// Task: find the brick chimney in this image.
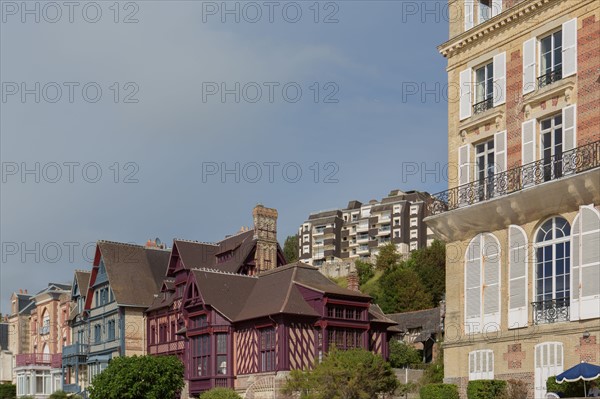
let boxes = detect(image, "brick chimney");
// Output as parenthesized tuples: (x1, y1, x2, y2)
(253, 204, 278, 273)
(347, 271, 359, 291)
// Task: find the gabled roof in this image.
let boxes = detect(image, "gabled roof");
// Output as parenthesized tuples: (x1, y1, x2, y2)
(190, 269, 258, 320)
(386, 307, 442, 334)
(187, 262, 372, 323)
(91, 241, 171, 308)
(73, 271, 91, 298)
(172, 229, 285, 275)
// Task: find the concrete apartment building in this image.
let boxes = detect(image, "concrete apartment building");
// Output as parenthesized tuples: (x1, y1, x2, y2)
(298, 190, 434, 266)
(427, 0, 599, 398)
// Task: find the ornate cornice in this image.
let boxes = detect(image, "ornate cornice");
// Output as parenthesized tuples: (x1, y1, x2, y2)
(438, 0, 555, 58)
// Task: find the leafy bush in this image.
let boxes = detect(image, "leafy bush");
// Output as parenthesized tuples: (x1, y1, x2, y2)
(0, 383, 16, 399)
(199, 388, 242, 399)
(546, 375, 599, 397)
(504, 379, 528, 399)
(467, 380, 508, 399)
(421, 345, 444, 385)
(355, 260, 374, 285)
(88, 355, 184, 399)
(283, 348, 398, 398)
(419, 383, 459, 399)
(49, 391, 68, 399)
(389, 340, 422, 368)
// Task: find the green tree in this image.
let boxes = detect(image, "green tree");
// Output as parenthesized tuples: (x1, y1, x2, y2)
(282, 348, 398, 399)
(376, 264, 433, 313)
(410, 240, 446, 305)
(49, 391, 68, 399)
(355, 260, 374, 285)
(199, 388, 242, 399)
(389, 340, 422, 368)
(421, 345, 444, 385)
(283, 234, 299, 263)
(88, 355, 184, 399)
(375, 243, 401, 271)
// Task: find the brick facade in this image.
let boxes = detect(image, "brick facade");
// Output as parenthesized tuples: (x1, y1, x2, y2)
(577, 15, 600, 145)
(506, 49, 524, 169)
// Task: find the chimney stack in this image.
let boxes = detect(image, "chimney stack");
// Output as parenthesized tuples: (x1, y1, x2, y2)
(253, 204, 279, 273)
(347, 271, 359, 292)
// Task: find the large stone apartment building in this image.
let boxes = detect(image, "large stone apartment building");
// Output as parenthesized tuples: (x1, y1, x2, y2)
(427, 0, 599, 398)
(298, 189, 435, 265)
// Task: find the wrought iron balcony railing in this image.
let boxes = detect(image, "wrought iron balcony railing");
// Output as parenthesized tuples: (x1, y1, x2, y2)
(473, 97, 494, 114)
(537, 68, 562, 89)
(532, 297, 570, 325)
(428, 140, 600, 215)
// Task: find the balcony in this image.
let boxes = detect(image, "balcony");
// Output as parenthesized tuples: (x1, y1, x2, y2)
(63, 384, 82, 394)
(16, 353, 62, 369)
(426, 140, 600, 241)
(62, 343, 89, 358)
(473, 97, 493, 115)
(537, 68, 562, 89)
(532, 297, 570, 325)
(429, 140, 599, 215)
(148, 340, 185, 355)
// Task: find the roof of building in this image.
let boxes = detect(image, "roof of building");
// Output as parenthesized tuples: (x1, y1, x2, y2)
(386, 307, 442, 337)
(74, 271, 91, 297)
(96, 241, 171, 308)
(188, 262, 378, 324)
(174, 229, 285, 275)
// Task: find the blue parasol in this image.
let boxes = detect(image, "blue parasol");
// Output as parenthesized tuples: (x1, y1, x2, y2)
(555, 362, 600, 397)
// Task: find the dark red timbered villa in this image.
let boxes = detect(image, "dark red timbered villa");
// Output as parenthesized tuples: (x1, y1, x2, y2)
(146, 205, 398, 397)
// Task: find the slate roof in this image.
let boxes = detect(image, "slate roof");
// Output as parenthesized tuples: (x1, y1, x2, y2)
(174, 229, 284, 274)
(188, 262, 387, 325)
(386, 307, 442, 339)
(74, 271, 91, 297)
(96, 241, 171, 308)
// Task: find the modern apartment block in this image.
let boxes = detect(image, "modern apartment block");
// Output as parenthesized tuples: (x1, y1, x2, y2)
(298, 190, 434, 265)
(427, 0, 599, 398)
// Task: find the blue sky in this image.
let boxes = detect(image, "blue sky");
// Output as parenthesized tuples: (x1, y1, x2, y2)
(0, 0, 449, 314)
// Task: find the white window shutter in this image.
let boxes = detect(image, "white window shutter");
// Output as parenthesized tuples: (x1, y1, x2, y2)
(571, 211, 581, 321)
(458, 144, 471, 187)
(521, 120, 536, 165)
(494, 131, 507, 173)
(493, 52, 506, 106)
(486, 351, 494, 379)
(508, 225, 528, 329)
(562, 18, 578, 78)
(523, 38, 537, 94)
(562, 104, 577, 152)
(465, 235, 482, 334)
(464, 0, 474, 31)
(491, 0, 502, 17)
(575, 206, 600, 320)
(460, 68, 473, 120)
(483, 233, 501, 329)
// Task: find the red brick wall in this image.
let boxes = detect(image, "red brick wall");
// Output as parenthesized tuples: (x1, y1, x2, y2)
(577, 15, 600, 145)
(506, 49, 524, 169)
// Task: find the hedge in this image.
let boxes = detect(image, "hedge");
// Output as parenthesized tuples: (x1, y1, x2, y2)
(467, 380, 508, 399)
(420, 383, 459, 399)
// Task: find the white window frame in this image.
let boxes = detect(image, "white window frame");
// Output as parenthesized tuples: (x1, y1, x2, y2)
(469, 350, 494, 380)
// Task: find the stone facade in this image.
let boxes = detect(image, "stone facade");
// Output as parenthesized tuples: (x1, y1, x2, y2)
(431, 1, 600, 398)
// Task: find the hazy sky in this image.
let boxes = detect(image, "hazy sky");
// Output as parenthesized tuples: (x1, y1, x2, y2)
(1, 0, 449, 314)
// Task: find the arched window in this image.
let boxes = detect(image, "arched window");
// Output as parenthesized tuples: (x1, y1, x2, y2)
(533, 217, 570, 324)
